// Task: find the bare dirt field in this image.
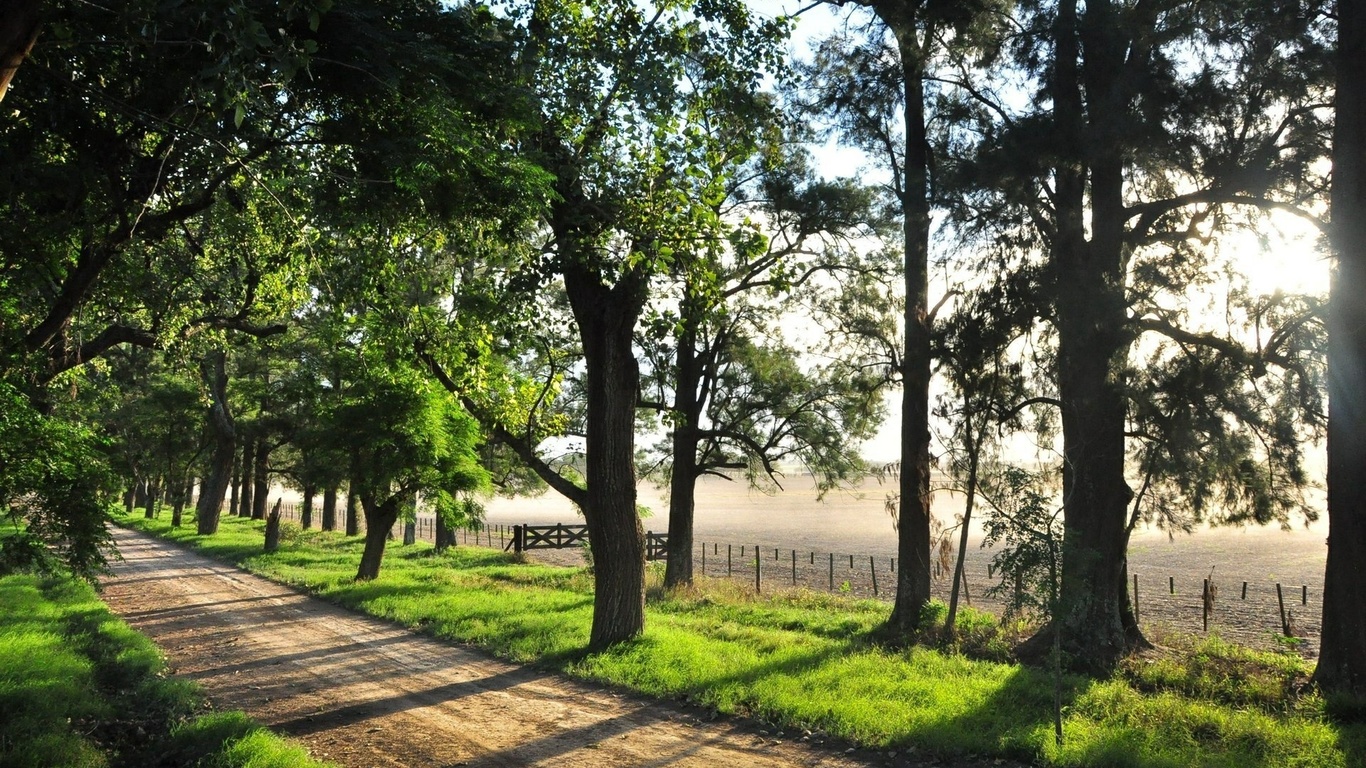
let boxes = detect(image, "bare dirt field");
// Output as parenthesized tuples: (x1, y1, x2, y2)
(480, 475, 1327, 655)
(102, 527, 1025, 768)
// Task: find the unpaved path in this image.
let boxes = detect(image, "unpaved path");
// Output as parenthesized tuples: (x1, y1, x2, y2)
(103, 527, 955, 768)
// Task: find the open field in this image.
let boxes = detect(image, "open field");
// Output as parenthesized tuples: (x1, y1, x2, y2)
(482, 475, 1329, 654)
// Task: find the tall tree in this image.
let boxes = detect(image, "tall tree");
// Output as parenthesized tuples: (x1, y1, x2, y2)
(470, 0, 787, 648)
(621, 121, 886, 588)
(1316, 0, 1366, 698)
(802, 0, 1003, 634)
(955, 0, 1331, 671)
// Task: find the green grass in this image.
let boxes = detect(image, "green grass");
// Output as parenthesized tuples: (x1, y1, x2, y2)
(0, 569, 334, 768)
(117, 510, 1366, 768)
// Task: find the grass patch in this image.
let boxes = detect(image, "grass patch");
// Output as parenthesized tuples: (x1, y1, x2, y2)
(0, 570, 334, 768)
(118, 509, 1364, 767)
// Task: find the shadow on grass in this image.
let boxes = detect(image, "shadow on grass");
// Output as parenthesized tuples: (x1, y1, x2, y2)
(898, 662, 1082, 763)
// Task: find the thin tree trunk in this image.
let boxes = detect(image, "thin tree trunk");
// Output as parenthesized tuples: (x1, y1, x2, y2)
(1316, 0, 1366, 697)
(879, 9, 933, 637)
(946, 419, 983, 635)
(251, 443, 269, 520)
(664, 317, 701, 589)
(134, 478, 148, 512)
(228, 451, 241, 518)
(196, 350, 235, 535)
(124, 487, 135, 515)
(239, 439, 256, 518)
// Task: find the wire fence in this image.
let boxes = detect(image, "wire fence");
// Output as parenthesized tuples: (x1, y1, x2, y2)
(237, 500, 1321, 652)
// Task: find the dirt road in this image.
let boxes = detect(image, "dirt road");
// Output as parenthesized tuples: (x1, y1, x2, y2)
(102, 527, 898, 768)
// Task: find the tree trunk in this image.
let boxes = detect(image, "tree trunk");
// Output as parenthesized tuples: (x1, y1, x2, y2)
(565, 263, 648, 651)
(0, 0, 39, 103)
(251, 443, 269, 520)
(124, 487, 135, 515)
(322, 485, 338, 532)
(435, 512, 453, 552)
(171, 497, 184, 528)
(356, 497, 400, 580)
(1316, 0, 1366, 697)
(880, 10, 934, 637)
(144, 479, 160, 519)
(228, 451, 241, 518)
(345, 484, 359, 536)
(134, 478, 148, 512)
(664, 317, 701, 589)
(1019, 0, 1144, 673)
(196, 350, 235, 535)
(239, 439, 256, 518)
(301, 483, 315, 529)
(264, 499, 283, 553)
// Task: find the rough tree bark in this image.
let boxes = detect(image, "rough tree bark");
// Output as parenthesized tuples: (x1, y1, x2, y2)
(356, 496, 401, 580)
(859, 0, 934, 637)
(1315, 0, 1366, 697)
(196, 350, 235, 535)
(664, 319, 701, 589)
(301, 483, 315, 529)
(564, 261, 649, 651)
(1017, 0, 1145, 673)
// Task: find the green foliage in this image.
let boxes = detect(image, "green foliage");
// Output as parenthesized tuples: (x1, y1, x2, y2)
(0, 380, 116, 580)
(323, 360, 489, 520)
(0, 573, 333, 768)
(980, 465, 1064, 621)
(122, 509, 1363, 767)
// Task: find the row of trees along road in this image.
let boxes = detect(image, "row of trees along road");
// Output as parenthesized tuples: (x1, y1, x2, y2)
(0, 0, 1362, 694)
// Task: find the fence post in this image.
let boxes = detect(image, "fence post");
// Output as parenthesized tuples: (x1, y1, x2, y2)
(1302, 585, 1307, 606)
(513, 524, 524, 554)
(728, 544, 733, 577)
(701, 542, 706, 575)
(1169, 576, 1175, 594)
(849, 554, 854, 569)
(791, 550, 797, 586)
(1241, 581, 1247, 600)
(755, 545, 761, 593)
(870, 555, 878, 597)
(1276, 583, 1289, 635)
(1202, 578, 1210, 632)
(829, 553, 834, 591)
